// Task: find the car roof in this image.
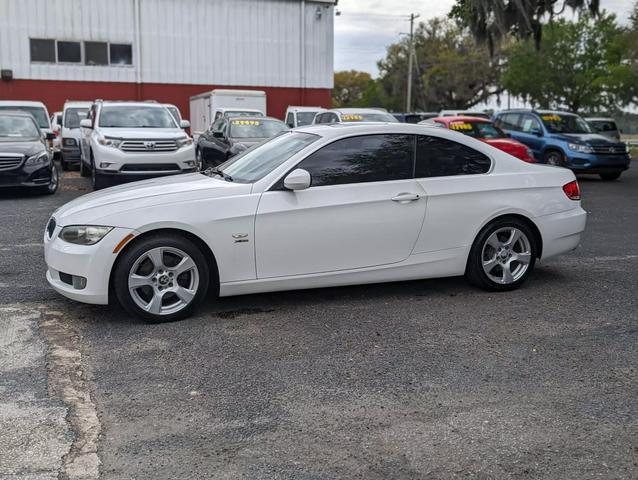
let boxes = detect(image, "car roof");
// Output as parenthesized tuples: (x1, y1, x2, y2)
(64, 101, 92, 108)
(296, 122, 447, 138)
(0, 100, 46, 107)
(433, 115, 491, 123)
(219, 107, 263, 112)
(328, 108, 389, 114)
(287, 106, 324, 112)
(584, 117, 615, 122)
(498, 109, 577, 116)
(99, 101, 165, 108)
(228, 116, 283, 122)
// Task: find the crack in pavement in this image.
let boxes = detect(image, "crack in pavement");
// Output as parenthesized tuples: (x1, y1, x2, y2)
(40, 308, 101, 480)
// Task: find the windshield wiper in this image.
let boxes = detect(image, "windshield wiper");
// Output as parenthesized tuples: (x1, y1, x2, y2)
(205, 167, 233, 182)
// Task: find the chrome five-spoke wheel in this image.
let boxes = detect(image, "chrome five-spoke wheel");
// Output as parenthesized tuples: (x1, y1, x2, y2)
(128, 246, 200, 316)
(481, 227, 532, 285)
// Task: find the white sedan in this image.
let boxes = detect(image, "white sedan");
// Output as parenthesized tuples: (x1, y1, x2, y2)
(44, 123, 586, 322)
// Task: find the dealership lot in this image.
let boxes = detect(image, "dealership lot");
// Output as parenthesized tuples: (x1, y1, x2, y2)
(1, 168, 637, 478)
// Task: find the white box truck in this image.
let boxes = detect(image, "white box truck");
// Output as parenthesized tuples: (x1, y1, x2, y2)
(189, 89, 267, 140)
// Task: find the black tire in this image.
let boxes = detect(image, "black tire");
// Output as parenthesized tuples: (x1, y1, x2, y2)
(465, 217, 538, 292)
(37, 163, 59, 195)
(599, 171, 621, 181)
(91, 157, 110, 190)
(113, 234, 211, 322)
(543, 150, 565, 167)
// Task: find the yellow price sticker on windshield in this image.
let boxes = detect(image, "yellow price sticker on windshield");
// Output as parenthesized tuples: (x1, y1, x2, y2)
(342, 115, 363, 121)
(232, 120, 261, 126)
(450, 122, 473, 131)
(541, 115, 561, 122)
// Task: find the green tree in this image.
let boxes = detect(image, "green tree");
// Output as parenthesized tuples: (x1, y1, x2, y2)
(375, 18, 504, 111)
(502, 13, 637, 113)
(332, 70, 373, 107)
(449, 0, 599, 50)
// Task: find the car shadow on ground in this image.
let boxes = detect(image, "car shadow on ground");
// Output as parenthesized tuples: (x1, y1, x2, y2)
(68, 265, 570, 326)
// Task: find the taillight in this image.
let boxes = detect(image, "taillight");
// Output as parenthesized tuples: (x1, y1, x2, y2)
(563, 180, 580, 200)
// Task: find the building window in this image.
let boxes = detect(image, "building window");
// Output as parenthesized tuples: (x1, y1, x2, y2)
(84, 41, 108, 65)
(57, 41, 81, 63)
(110, 44, 132, 65)
(30, 39, 56, 62)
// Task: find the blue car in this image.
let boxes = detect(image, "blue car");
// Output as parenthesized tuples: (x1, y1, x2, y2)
(493, 109, 631, 180)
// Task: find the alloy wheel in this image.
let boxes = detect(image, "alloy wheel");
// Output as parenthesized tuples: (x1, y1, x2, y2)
(128, 247, 200, 315)
(48, 164, 59, 193)
(481, 227, 532, 284)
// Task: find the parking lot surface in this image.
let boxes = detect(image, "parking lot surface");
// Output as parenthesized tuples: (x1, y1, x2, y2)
(1, 168, 637, 479)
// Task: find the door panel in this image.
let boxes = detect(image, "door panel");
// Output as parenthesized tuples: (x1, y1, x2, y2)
(255, 180, 427, 278)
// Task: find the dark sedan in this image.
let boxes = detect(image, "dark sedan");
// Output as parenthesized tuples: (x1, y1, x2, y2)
(196, 116, 288, 169)
(0, 111, 58, 194)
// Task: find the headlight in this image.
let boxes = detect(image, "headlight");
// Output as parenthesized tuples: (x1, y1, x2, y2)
(567, 143, 594, 154)
(59, 225, 113, 245)
(98, 136, 122, 148)
(176, 136, 193, 148)
(25, 152, 49, 166)
(62, 138, 77, 147)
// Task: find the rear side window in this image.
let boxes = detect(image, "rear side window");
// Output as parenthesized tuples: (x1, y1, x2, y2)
(416, 135, 491, 177)
(297, 134, 414, 187)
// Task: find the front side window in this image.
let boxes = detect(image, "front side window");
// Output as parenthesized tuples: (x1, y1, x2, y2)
(30, 39, 55, 62)
(57, 41, 81, 63)
(213, 132, 319, 183)
(64, 108, 89, 128)
(296, 134, 414, 187)
(416, 135, 491, 177)
(0, 106, 49, 129)
(520, 114, 542, 134)
(98, 106, 176, 128)
(0, 115, 40, 141)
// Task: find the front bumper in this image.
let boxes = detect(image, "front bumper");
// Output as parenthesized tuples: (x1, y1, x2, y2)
(44, 224, 138, 305)
(93, 144, 196, 176)
(0, 161, 55, 188)
(535, 206, 587, 260)
(565, 152, 630, 173)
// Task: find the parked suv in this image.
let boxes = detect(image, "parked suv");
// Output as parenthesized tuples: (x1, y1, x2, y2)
(60, 101, 91, 170)
(585, 117, 621, 141)
(79, 101, 195, 190)
(493, 109, 631, 180)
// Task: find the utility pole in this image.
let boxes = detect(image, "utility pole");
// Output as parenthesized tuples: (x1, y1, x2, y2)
(406, 13, 420, 112)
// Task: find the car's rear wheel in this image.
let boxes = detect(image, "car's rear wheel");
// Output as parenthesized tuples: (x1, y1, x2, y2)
(114, 235, 210, 322)
(599, 171, 621, 181)
(465, 218, 537, 291)
(543, 150, 564, 167)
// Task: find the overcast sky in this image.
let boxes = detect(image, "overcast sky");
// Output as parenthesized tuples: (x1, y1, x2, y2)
(334, 0, 635, 77)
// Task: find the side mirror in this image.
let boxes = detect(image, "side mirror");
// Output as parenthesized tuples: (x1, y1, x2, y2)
(179, 120, 190, 129)
(80, 119, 92, 129)
(284, 168, 311, 191)
(45, 132, 56, 141)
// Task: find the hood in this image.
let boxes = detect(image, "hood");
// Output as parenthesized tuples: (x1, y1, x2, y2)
(53, 173, 252, 226)
(98, 128, 186, 139)
(0, 140, 46, 157)
(548, 132, 620, 145)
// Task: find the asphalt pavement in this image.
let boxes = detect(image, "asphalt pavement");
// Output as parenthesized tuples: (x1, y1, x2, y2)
(0, 167, 637, 479)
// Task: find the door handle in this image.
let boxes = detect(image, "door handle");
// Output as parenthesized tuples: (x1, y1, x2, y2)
(391, 193, 421, 203)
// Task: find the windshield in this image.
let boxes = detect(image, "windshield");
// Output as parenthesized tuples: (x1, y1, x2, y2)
(0, 115, 40, 140)
(229, 119, 288, 139)
(448, 120, 507, 139)
(98, 106, 177, 128)
(225, 111, 265, 118)
(296, 112, 318, 126)
(540, 113, 591, 134)
(207, 131, 318, 183)
(341, 112, 398, 123)
(588, 120, 618, 133)
(0, 106, 49, 129)
(64, 108, 89, 128)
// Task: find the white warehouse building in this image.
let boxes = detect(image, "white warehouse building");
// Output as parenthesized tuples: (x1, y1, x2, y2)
(0, 0, 335, 118)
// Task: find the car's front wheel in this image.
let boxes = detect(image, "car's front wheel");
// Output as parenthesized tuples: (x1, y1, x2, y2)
(113, 234, 210, 322)
(465, 218, 537, 291)
(38, 163, 59, 195)
(543, 150, 564, 167)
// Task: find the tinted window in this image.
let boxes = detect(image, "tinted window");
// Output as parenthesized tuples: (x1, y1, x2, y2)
(297, 134, 414, 187)
(30, 39, 55, 62)
(286, 113, 295, 128)
(85, 41, 108, 65)
(57, 41, 81, 63)
(416, 135, 491, 177)
(110, 44, 133, 65)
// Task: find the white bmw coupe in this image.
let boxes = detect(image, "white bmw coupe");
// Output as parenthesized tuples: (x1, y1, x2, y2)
(44, 123, 586, 322)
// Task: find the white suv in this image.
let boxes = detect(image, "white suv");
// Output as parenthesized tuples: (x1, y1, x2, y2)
(79, 101, 195, 190)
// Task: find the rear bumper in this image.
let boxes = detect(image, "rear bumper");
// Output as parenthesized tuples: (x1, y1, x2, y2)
(535, 207, 587, 260)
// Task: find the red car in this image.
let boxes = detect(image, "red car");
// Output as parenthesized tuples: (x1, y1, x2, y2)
(424, 116, 536, 162)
